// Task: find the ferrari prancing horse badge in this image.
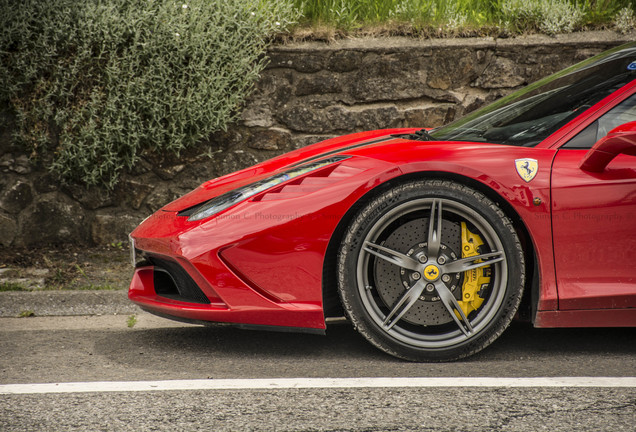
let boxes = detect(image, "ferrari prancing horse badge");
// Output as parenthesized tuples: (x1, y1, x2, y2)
(515, 158, 538, 182)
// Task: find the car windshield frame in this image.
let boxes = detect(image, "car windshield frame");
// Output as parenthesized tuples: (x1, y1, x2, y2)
(428, 43, 636, 147)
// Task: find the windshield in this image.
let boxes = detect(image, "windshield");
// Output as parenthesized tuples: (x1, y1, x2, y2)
(427, 43, 636, 147)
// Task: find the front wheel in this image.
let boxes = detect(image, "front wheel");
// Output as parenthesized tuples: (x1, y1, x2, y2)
(337, 180, 525, 361)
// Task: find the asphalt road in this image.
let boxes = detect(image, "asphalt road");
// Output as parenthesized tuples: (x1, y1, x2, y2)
(1, 313, 635, 431)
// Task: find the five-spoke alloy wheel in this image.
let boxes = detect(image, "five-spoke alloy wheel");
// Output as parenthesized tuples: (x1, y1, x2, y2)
(338, 180, 525, 361)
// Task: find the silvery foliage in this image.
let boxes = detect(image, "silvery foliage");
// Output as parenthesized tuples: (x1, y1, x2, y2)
(614, 7, 635, 34)
(0, 0, 300, 188)
(501, 0, 584, 34)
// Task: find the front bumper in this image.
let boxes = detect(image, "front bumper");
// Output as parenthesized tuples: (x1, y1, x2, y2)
(128, 210, 327, 331)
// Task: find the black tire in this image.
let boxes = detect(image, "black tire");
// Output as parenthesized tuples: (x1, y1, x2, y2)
(337, 180, 525, 361)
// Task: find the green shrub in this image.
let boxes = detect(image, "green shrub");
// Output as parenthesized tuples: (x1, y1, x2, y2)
(500, 0, 585, 34)
(615, 6, 636, 33)
(0, 0, 298, 188)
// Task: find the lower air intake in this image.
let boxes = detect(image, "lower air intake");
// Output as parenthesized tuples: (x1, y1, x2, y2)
(149, 256, 211, 304)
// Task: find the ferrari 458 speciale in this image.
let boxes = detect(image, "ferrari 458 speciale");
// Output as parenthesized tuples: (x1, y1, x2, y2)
(129, 43, 636, 361)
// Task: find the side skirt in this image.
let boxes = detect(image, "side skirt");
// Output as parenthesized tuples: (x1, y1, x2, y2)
(535, 308, 636, 328)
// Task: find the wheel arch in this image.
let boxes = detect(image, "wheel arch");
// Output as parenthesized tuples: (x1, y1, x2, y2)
(322, 170, 538, 322)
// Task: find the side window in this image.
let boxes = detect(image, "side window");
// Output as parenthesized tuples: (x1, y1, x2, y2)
(563, 93, 636, 149)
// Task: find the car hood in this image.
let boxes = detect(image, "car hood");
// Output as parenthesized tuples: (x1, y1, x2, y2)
(161, 128, 416, 212)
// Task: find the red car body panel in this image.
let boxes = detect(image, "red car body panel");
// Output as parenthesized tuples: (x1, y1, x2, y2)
(552, 151, 636, 310)
(130, 63, 636, 332)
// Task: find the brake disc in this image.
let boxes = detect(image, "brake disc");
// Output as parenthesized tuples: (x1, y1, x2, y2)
(373, 218, 462, 326)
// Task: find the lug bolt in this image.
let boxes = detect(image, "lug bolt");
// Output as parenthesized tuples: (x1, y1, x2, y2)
(418, 255, 427, 263)
(426, 284, 435, 292)
(437, 256, 446, 265)
(441, 274, 451, 283)
(412, 272, 421, 280)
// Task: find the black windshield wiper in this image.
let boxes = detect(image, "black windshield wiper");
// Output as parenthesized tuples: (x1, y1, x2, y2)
(402, 128, 435, 141)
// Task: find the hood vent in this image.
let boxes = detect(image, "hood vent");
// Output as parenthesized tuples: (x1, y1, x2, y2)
(257, 164, 363, 202)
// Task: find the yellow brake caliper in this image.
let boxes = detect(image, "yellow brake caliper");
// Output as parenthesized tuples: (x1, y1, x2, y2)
(457, 222, 491, 318)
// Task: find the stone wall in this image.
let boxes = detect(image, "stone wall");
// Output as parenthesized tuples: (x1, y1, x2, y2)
(0, 31, 631, 247)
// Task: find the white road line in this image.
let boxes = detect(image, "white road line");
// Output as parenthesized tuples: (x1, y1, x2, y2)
(1, 377, 635, 394)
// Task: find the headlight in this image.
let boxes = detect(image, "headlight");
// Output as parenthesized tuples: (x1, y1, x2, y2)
(180, 155, 350, 222)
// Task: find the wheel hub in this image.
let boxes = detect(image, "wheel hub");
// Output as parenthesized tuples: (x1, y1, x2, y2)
(423, 264, 440, 281)
(398, 243, 461, 303)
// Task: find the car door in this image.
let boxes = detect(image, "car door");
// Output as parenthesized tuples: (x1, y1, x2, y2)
(551, 93, 636, 310)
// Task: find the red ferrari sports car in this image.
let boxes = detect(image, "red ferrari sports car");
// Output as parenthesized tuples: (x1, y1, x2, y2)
(129, 42, 636, 361)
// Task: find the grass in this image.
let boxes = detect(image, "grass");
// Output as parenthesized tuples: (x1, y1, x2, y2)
(0, 280, 119, 291)
(0, 246, 131, 291)
(75, 284, 119, 291)
(0, 281, 30, 292)
(127, 315, 137, 328)
(290, 0, 635, 37)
